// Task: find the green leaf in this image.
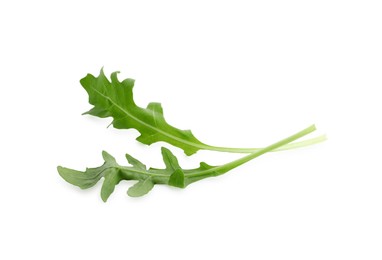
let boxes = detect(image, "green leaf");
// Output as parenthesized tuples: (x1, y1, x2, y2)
(81, 69, 206, 155)
(101, 168, 123, 202)
(80, 69, 326, 155)
(58, 125, 317, 201)
(127, 178, 154, 197)
(161, 147, 181, 171)
(57, 162, 110, 189)
(125, 154, 146, 170)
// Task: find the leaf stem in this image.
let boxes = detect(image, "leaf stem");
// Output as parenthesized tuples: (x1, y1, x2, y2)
(187, 124, 317, 178)
(204, 134, 326, 153)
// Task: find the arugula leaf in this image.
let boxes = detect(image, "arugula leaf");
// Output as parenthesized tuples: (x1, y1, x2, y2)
(80, 69, 325, 155)
(127, 178, 154, 197)
(58, 125, 316, 201)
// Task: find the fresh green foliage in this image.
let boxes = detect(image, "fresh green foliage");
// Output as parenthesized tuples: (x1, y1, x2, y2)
(58, 125, 316, 201)
(81, 69, 326, 155)
(58, 69, 324, 201)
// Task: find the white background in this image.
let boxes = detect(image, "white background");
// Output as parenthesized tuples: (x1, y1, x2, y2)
(1, 0, 381, 259)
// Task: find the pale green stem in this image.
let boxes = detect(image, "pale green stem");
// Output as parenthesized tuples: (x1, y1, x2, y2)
(205, 134, 326, 153)
(188, 125, 317, 178)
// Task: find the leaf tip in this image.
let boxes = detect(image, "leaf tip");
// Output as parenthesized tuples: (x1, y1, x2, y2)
(57, 166, 65, 176)
(102, 151, 117, 166)
(127, 178, 154, 197)
(100, 66, 105, 75)
(110, 71, 121, 84)
(101, 150, 110, 158)
(100, 193, 109, 202)
(57, 166, 72, 177)
(161, 146, 171, 154)
(184, 150, 197, 156)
